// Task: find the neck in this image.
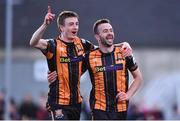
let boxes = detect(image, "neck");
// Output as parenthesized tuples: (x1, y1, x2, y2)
(59, 35, 74, 43)
(99, 44, 114, 53)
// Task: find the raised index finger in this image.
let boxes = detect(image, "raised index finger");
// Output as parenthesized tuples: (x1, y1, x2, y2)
(48, 5, 52, 13)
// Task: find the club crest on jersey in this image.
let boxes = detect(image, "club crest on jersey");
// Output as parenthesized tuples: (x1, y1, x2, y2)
(116, 52, 124, 61)
(76, 44, 84, 52)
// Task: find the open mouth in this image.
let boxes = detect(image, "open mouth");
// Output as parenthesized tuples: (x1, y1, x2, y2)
(72, 31, 77, 35)
(106, 35, 114, 39)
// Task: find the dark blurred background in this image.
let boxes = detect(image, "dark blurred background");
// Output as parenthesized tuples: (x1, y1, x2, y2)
(0, 0, 180, 48)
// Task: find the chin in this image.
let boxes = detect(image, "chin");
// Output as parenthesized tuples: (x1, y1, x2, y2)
(72, 35, 77, 39)
(105, 44, 113, 47)
(108, 42, 113, 46)
(68, 36, 76, 40)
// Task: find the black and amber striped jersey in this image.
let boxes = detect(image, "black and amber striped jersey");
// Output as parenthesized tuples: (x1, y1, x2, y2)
(84, 46, 138, 112)
(43, 36, 94, 110)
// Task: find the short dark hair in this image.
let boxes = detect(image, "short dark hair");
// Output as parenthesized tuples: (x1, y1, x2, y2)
(57, 11, 79, 28)
(93, 19, 110, 34)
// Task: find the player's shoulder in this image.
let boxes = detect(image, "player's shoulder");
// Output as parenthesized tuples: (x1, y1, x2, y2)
(88, 47, 99, 55)
(46, 38, 55, 42)
(45, 38, 56, 49)
(80, 38, 91, 44)
(42, 38, 54, 45)
(85, 47, 98, 54)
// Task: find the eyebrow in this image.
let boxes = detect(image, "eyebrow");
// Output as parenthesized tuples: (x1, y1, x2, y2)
(102, 28, 113, 32)
(102, 29, 108, 32)
(68, 21, 79, 24)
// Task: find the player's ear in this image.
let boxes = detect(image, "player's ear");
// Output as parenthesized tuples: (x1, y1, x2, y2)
(94, 34, 100, 41)
(59, 25, 64, 32)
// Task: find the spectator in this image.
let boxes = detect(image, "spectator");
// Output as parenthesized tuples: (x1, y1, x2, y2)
(36, 92, 49, 120)
(127, 103, 144, 120)
(0, 91, 5, 120)
(9, 98, 20, 120)
(18, 94, 38, 120)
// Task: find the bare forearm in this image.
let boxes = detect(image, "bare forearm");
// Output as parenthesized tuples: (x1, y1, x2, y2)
(30, 6, 55, 49)
(116, 69, 142, 101)
(29, 23, 48, 47)
(127, 79, 141, 99)
(126, 70, 142, 100)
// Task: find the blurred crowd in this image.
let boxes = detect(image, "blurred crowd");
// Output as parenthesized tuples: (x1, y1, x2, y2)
(0, 89, 180, 120)
(0, 91, 49, 120)
(127, 101, 180, 120)
(0, 90, 92, 120)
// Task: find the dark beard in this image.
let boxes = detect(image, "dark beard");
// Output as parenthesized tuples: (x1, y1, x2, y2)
(100, 37, 113, 47)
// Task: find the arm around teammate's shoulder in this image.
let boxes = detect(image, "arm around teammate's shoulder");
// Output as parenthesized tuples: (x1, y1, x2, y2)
(81, 38, 97, 52)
